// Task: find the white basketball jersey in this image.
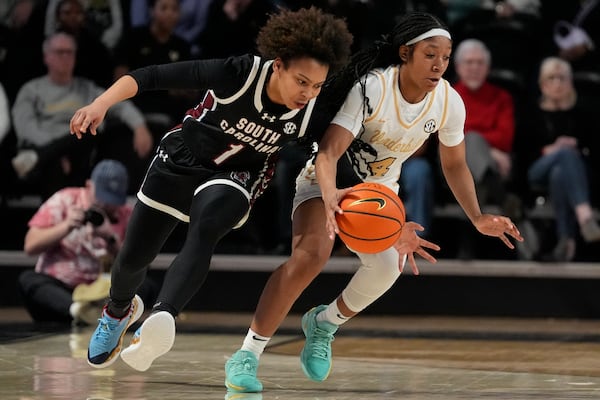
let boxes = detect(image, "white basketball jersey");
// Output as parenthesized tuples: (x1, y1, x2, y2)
(331, 65, 466, 193)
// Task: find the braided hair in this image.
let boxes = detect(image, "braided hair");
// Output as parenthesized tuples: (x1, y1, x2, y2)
(319, 12, 450, 116)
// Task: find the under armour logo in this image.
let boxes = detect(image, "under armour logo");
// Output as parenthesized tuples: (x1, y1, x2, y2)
(261, 113, 276, 122)
(158, 149, 169, 162)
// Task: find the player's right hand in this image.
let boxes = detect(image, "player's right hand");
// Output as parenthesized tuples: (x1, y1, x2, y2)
(323, 186, 353, 240)
(70, 101, 108, 138)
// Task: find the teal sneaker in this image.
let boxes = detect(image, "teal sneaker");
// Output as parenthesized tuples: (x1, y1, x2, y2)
(300, 305, 338, 381)
(224, 393, 263, 400)
(121, 311, 176, 371)
(225, 350, 263, 393)
(225, 392, 262, 400)
(87, 295, 144, 368)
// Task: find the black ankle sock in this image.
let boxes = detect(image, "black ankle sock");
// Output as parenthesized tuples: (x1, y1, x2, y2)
(107, 299, 132, 319)
(151, 302, 178, 318)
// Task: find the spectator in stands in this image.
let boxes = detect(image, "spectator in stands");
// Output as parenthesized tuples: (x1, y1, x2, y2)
(49, 0, 115, 88)
(524, 56, 600, 261)
(196, 0, 277, 58)
(17, 160, 157, 326)
(452, 38, 523, 259)
(45, 0, 123, 50)
(130, 0, 212, 57)
(452, 39, 517, 211)
(11, 32, 152, 200)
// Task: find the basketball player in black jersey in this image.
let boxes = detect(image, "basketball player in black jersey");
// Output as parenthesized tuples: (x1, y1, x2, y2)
(69, 7, 353, 371)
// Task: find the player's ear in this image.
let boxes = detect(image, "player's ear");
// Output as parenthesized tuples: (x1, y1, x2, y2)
(273, 58, 282, 72)
(399, 45, 409, 62)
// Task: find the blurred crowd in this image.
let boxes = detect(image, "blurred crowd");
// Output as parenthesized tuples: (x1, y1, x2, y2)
(0, 0, 599, 262)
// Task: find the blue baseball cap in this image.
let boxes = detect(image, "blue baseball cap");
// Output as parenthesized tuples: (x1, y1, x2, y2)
(91, 160, 129, 205)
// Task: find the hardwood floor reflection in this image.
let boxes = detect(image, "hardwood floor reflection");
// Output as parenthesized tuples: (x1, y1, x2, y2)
(3, 312, 600, 399)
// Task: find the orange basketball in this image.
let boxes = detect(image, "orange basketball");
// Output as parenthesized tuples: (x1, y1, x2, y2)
(335, 182, 405, 254)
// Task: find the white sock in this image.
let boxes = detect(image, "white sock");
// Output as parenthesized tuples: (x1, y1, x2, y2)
(317, 300, 350, 326)
(240, 328, 271, 359)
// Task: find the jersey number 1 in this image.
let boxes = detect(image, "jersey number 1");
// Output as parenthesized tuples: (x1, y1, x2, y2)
(213, 143, 244, 165)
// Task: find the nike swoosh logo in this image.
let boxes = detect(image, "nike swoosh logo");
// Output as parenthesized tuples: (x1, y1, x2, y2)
(350, 198, 386, 210)
(252, 335, 268, 341)
(336, 313, 348, 320)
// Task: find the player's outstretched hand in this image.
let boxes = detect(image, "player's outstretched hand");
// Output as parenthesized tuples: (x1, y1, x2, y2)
(473, 214, 523, 249)
(393, 221, 440, 275)
(323, 186, 353, 240)
(70, 101, 109, 138)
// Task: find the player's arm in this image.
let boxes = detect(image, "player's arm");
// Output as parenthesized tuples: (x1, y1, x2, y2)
(316, 76, 377, 238)
(71, 57, 248, 137)
(439, 141, 482, 224)
(315, 123, 354, 239)
(70, 75, 139, 137)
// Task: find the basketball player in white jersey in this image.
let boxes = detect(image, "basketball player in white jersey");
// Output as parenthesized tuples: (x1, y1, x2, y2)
(225, 11, 523, 393)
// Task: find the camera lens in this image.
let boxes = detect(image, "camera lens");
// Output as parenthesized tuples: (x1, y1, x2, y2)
(83, 209, 105, 226)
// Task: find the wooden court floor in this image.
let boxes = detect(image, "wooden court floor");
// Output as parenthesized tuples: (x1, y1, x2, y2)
(3, 310, 600, 400)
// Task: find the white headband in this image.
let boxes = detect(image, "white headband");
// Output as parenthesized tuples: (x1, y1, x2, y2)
(405, 28, 451, 45)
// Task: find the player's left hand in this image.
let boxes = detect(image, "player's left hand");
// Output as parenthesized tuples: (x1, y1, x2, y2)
(473, 214, 523, 249)
(393, 221, 440, 275)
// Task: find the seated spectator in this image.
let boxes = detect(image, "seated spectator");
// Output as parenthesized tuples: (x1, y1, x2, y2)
(17, 160, 158, 326)
(49, 0, 115, 88)
(11, 32, 152, 200)
(452, 38, 518, 213)
(452, 38, 526, 259)
(129, 0, 212, 56)
(523, 57, 600, 262)
(45, 0, 123, 50)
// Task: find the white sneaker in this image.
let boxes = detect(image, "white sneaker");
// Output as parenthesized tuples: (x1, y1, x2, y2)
(120, 311, 175, 371)
(11, 150, 38, 179)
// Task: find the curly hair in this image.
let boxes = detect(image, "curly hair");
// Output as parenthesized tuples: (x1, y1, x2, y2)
(256, 7, 353, 74)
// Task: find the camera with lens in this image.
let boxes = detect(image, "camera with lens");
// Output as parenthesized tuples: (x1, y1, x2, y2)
(83, 208, 105, 227)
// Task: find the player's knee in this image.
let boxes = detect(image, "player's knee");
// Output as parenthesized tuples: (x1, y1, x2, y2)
(285, 249, 327, 280)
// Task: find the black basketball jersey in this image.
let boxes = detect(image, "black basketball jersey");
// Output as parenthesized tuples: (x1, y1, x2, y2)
(130, 55, 317, 173)
(182, 56, 317, 172)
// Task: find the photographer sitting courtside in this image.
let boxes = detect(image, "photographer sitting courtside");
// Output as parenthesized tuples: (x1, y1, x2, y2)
(18, 159, 157, 326)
